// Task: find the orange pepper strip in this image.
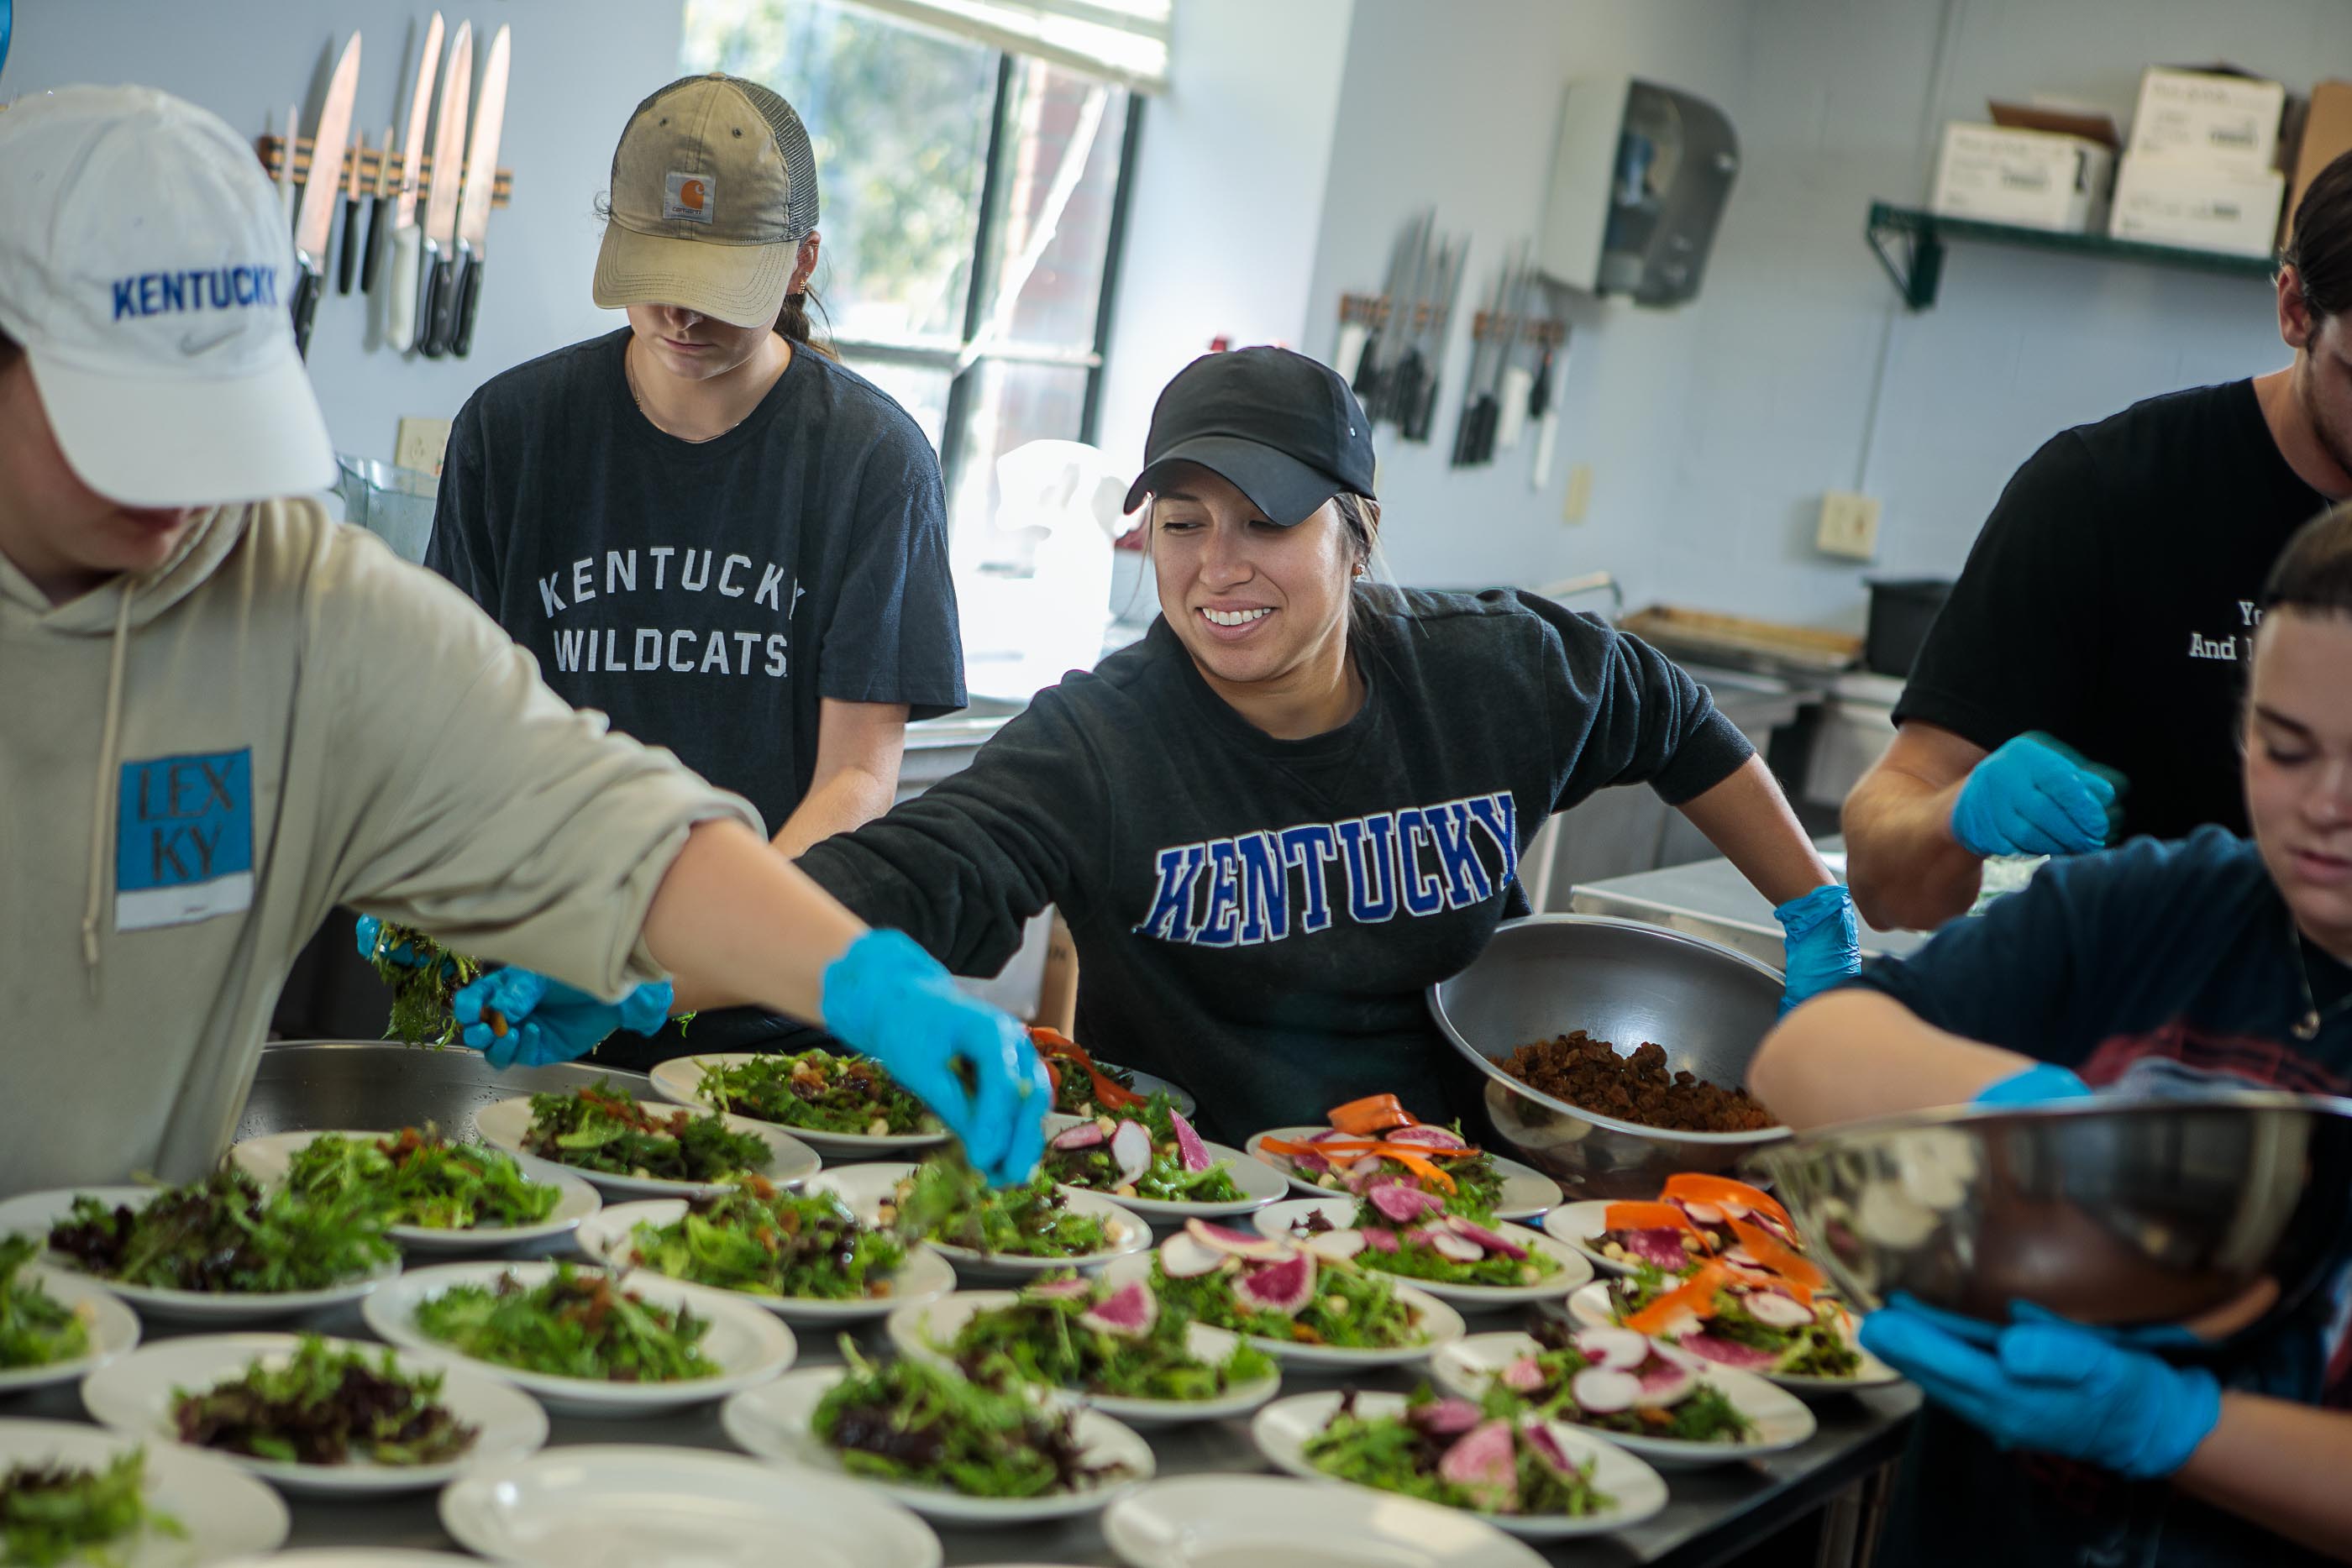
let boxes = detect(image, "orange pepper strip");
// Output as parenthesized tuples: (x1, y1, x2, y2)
(1326, 1093, 1419, 1135)
(1624, 1260, 1729, 1335)
(1257, 1136, 1460, 1193)
(1026, 1026, 1146, 1110)
(1603, 1202, 1711, 1244)
(1727, 1216, 1824, 1297)
(1660, 1172, 1792, 1231)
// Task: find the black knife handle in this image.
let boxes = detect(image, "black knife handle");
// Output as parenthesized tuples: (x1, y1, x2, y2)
(338, 199, 360, 294)
(360, 196, 389, 293)
(453, 254, 485, 359)
(420, 253, 458, 359)
(290, 266, 322, 359)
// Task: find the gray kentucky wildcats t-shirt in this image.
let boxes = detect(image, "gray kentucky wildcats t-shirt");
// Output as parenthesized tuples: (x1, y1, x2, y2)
(428, 328, 965, 836)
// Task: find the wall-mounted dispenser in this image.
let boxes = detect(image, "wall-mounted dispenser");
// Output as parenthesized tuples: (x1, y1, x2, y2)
(1538, 76, 1740, 307)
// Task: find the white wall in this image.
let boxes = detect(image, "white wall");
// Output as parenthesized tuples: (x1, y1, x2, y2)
(3, 0, 684, 464)
(1090, 0, 1356, 478)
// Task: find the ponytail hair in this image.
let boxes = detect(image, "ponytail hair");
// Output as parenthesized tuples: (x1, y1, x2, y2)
(775, 279, 837, 360)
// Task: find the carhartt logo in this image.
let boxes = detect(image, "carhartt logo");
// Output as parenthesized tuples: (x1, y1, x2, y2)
(663, 171, 714, 224)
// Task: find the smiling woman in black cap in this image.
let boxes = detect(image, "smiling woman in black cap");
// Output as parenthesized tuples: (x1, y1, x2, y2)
(485, 347, 1861, 1135)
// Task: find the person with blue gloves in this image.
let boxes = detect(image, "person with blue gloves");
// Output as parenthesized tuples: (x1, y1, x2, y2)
(1751, 506, 2352, 1564)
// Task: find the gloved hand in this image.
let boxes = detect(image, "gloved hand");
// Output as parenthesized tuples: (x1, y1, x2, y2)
(1972, 1062, 2093, 1107)
(1859, 1298, 2219, 1478)
(1772, 884, 1861, 1014)
(452, 967, 673, 1071)
(355, 914, 444, 972)
(822, 930, 1050, 1188)
(1950, 732, 2125, 859)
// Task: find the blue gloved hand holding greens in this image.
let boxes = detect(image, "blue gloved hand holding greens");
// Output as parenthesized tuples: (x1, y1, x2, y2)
(1950, 731, 2125, 858)
(453, 968, 673, 1070)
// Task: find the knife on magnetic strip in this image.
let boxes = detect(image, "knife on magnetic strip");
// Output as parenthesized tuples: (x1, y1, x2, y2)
(415, 19, 471, 359)
(290, 32, 361, 359)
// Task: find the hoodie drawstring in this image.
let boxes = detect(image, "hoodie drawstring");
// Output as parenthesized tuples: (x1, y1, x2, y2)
(81, 579, 134, 995)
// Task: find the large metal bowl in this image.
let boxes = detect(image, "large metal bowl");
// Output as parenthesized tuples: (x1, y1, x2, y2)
(1750, 1093, 2352, 1334)
(1428, 915, 1788, 1198)
(235, 1040, 650, 1143)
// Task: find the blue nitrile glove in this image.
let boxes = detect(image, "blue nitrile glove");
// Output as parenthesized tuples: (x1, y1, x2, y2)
(1950, 732, 2125, 859)
(452, 968, 674, 1071)
(1972, 1062, 2094, 1107)
(1860, 1298, 2220, 1478)
(1772, 884, 1861, 1014)
(821, 930, 1051, 1188)
(355, 914, 447, 973)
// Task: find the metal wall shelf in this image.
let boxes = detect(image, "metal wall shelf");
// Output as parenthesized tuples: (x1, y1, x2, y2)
(1866, 200, 2276, 309)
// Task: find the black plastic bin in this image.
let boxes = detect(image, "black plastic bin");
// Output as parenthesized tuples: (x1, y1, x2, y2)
(1864, 578, 1953, 678)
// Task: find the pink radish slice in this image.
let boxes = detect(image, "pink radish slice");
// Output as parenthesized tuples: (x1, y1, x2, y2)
(1571, 1366, 1642, 1414)
(1184, 1219, 1289, 1261)
(1110, 1120, 1152, 1185)
(1304, 1227, 1367, 1262)
(1631, 1356, 1699, 1408)
(1572, 1326, 1651, 1371)
(1158, 1230, 1226, 1278)
(1436, 1420, 1520, 1511)
(1232, 1250, 1315, 1314)
(1722, 1245, 1759, 1267)
(1410, 1396, 1483, 1436)
(1683, 1333, 1779, 1371)
(1518, 1418, 1578, 1477)
(1680, 1200, 1725, 1225)
(1360, 1227, 1400, 1254)
(1445, 1215, 1526, 1259)
(1050, 1121, 1106, 1151)
(1025, 1276, 1093, 1300)
(1167, 1107, 1212, 1172)
(1368, 1183, 1449, 1224)
(1428, 1231, 1485, 1263)
(1618, 1228, 1698, 1271)
(1499, 1356, 1546, 1393)
(1386, 1124, 1468, 1151)
(1079, 1280, 1158, 1337)
(1746, 1291, 1814, 1329)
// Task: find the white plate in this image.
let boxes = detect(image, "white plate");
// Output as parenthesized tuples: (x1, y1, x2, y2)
(1429, 1330, 1817, 1466)
(470, 1094, 820, 1199)
(885, 1289, 1281, 1426)
(1105, 1474, 1549, 1567)
(1243, 1127, 1562, 1220)
(0, 1187, 399, 1323)
(213, 1555, 476, 1566)
(1561, 1282, 1903, 1392)
(0, 1262, 140, 1393)
(0, 1417, 290, 1565)
(809, 1162, 1152, 1278)
(1041, 1114, 1290, 1219)
(721, 1365, 1152, 1524)
(80, 1332, 549, 1496)
(440, 1444, 941, 1568)
(1100, 1253, 1465, 1370)
(647, 1051, 953, 1157)
(1544, 1198, 1656, 1278)
(1253, 1198, 1592, 1309)
(1251, 1389, 1667, 1540)
(228, 1130, 601, 1253)
(362, 1260, 795, 1417)
(575, 1198, 957, 1324)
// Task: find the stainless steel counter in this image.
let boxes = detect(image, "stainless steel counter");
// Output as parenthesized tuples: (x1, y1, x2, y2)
(1569, 841, 1929, 968)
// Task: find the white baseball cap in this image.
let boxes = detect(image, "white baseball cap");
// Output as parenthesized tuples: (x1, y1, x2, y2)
(0, 85, 335, 507)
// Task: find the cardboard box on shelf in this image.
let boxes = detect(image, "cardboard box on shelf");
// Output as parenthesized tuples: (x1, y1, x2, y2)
(2108, 160, 2286, 256)
(1931, 121, 2116, 232)
(2286, 81, 2352, 244)
(2127, 66, 2286, 171)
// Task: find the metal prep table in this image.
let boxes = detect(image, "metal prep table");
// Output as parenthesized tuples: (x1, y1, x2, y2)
(1568, 841, 1929, 969)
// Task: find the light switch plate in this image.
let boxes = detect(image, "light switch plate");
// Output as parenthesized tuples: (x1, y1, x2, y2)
(1562, 462, 1593, 523)
(1816, 490, 1881, 560)
(395, 416, 453, 475)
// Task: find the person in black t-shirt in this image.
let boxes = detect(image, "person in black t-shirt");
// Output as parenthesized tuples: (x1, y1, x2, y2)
(425, 75, 964, 1066)
(1843, 153, 2352, 932)
(1751, 507, 2352, 1568)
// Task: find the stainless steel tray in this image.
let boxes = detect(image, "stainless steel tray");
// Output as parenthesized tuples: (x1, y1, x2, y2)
(237, 1040, 648, 1143)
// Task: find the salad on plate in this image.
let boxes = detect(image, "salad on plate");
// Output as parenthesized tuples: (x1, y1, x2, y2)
(412, 1263, 720, 1383)
(1031, 1028, 1146, 1119)
(937, 1273, 1273, 1403)
(1044, 1092, 1242, 1206)
(1585, 1175, 1806, 1276)
(0, 1448, 182, 1568)
(171, 1335, 477, 1467)
(1149, 1223, 1427, 1351)
(1302, 1386, 1613, 1521)
(695, 1051, 936, 1140)
(620, 1178, 908, 1301)
(1282, 1202, 1564, 1291)
(523, 1080, 771, 1183)
(45, 1168, 393, 1295)
(0, 1237, 90, 1371)
(887, 1159, 1111, 1260)
(277, 1129, 560, 1231)
(1601, 1258, 1861, 1380)
(1257, 1095, 1508, 1219)
(1494, 1320, 1756, 1445)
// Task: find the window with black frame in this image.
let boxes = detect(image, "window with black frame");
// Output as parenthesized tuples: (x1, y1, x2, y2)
(680, 0, 1145, 542)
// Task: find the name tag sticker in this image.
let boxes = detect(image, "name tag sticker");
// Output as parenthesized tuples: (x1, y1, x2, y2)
(116, 748, 255, 932)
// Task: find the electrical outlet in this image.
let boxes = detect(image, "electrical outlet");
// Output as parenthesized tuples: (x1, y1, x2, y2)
(1562, 462, 1593, 524)
(395, 416, 453, 476)
(1815, 490, 1882, 560)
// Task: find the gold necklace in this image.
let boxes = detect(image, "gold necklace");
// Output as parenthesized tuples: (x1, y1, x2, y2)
(2287, 919, 2352, 1041)
(623, 339, 738, 444)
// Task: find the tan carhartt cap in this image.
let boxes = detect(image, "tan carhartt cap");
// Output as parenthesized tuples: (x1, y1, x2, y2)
(591, 73, 819, 328)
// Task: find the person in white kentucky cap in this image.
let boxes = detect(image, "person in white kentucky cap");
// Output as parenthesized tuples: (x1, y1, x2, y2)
(0, 85, 1048, 1198)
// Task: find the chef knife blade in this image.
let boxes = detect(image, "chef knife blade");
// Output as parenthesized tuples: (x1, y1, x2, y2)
(336, 132, 364, 295)
(446, 23, 509, 359)
(385, 11, 444, 349)
(415, 19, 471, 359)
(291, 32, 361, 359)
(360, 122, 393, 293)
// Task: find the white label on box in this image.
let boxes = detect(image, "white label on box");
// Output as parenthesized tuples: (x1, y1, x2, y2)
(2129, 68, 2284, 170)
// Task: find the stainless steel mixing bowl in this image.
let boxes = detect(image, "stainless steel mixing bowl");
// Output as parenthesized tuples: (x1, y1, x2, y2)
(235, 1040, 649, 1143)
(1750, 1093, 2352, 1333)
(1428, 915, 1788, 1198)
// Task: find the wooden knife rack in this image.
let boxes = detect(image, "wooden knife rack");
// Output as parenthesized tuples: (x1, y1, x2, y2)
(1341, 289, 1564, 347)
(1338, 289, 1446, 334)
(255, 134, 512, 207)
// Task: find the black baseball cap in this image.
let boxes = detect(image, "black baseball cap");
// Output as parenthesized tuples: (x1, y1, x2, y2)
(1121, 346, 1378, 526)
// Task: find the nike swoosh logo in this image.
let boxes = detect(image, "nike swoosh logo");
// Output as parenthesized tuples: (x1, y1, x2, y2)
(178, 327, 241, 354)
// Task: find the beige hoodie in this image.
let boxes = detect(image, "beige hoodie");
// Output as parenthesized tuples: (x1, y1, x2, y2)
(0, 498, 759, 1195)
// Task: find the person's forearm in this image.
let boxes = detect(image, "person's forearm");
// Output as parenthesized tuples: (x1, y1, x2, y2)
(642, 818, 869, 1021)
(2172, 1393, 2352, 1561)
(1842, 765, 1983, 931)
(1748, 989, 2033, 1129)
(772, 763, 899, 859)
(1673, 755, 1838, 906)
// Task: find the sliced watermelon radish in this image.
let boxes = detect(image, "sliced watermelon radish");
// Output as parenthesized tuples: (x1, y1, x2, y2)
(1303, 1227, 1368, 1262)
(1387, 1124, 1468, 1151)
(1368, 1183, 1449, 1224)
(1167, 1107, 1212, 1172)
(1079, 1280, 1158, 1338)
(1409, 1396, 1483, 1436)
(1436, 1420, 1519, 1510)
(1614, 1228, 1697, 1272)
(1445, 1215, 1526, 1259)
(1184, 1219, 1289, 1261)
(1360, 1227, 1400, 1254)
(1025, 1276, 1094, 1300)
(1050, 1121, 1106, 1151)
(1499, 1356, 1546, 1393)
(1158, 1230, 1226, 1279)
(1572, 1326, 1650, 1371)
(1110, 1120, 1152, 1186)
(1427, 1230, 1485, 1264)
(1683, 1333, 1780, 1371)
(1232, 1250, 1315, 1314)
(1679, 1200, 1727, 1225)
(1570, 1366, 1641, 1414)
(1631, 1354, 1699, 1408)
(1745, 1291, 1814, 1329)
(1518, 1417, 1578, 1478)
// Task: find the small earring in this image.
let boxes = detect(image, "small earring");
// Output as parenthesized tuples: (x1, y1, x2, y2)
(1352, 563, 1368, 578)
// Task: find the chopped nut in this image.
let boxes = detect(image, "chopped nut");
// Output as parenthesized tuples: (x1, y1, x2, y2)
(866, 1116, 890, 1138)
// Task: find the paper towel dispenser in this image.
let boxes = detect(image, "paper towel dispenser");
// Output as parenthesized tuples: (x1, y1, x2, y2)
(1538, 76, 1739, 307)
